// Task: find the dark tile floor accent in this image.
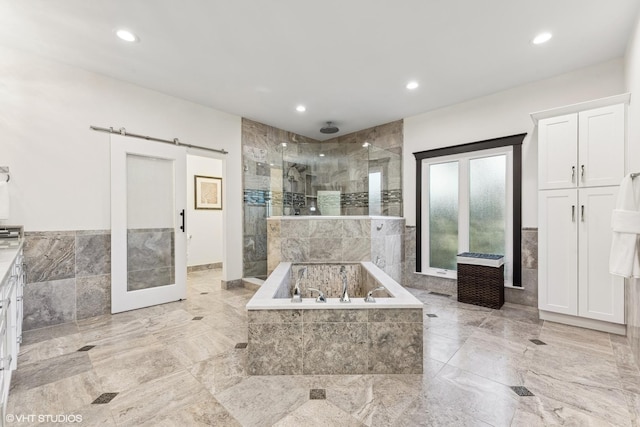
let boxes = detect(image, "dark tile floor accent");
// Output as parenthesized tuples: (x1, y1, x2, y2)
(426, 314, 438, 318)
(201, 292, 209, 295)
(192, 316, 204, 320)
(309, 389, 326, 400)
(529, 339, 546, 346)
(429, 291, 451, 297)
(77, 345, 95, 352)
(92, 393, 119, 404)
(235, 342, 248, 349)
(510, 386, 535, 397)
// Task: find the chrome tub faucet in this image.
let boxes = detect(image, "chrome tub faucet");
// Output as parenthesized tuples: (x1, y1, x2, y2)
(291, 266, 307, 303)
(339, 265, 350, 303)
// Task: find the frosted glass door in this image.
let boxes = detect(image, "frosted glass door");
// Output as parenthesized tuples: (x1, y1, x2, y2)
(469, 155, 506, 255)
(111, 135, 187, 313)
(428, 161, 459, 271)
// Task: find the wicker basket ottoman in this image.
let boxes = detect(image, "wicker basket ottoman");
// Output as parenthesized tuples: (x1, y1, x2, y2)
(456, 252, 504, 309)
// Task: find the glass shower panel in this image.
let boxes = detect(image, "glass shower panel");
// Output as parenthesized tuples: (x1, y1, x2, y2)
(469, 155, 506, 255)
(126, 154, 175, 291)
(429, 161, 459, 270)
(368, 171, 382, 215)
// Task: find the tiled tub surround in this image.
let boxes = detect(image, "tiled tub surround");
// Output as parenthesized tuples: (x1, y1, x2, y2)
(282, 263, 392, 299)
(267, 216, 405, 283)
(246, 261, 423, 375)
(23, 231, 111, 330)
(403, 226, 539, 308)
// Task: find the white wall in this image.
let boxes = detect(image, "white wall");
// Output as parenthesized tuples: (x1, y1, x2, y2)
(0, 45, 243, 281)
(186, 155, 223, 267)
(403, 58, 626, 227)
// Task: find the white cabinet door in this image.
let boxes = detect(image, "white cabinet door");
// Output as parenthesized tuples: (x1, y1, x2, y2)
(538, 114, 578, 190)
(578, 104, 625, 188)
(538, 189, 578, 315)
(578, 187, 625, 323)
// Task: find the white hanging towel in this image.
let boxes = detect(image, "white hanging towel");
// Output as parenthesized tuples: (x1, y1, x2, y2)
(0, 181, 9, 220)
(609, 174, 640, 278)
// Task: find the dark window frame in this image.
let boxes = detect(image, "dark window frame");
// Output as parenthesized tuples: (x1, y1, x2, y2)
(414, 133, 526, 286)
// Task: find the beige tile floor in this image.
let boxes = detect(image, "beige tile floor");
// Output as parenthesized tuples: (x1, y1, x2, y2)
(8, 269, 640, 426)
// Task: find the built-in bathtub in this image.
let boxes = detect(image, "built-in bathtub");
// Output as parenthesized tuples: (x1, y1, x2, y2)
(246, 261, 424, 375)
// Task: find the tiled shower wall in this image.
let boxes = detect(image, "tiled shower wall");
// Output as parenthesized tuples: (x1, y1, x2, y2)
(402, 227, 538, 307)
(242, 118, 403, 278)
(23, 229, 175, 330)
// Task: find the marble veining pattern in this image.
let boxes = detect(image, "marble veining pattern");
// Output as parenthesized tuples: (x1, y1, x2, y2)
(24, 232, 76, 283)
(8, 269, 640, 426)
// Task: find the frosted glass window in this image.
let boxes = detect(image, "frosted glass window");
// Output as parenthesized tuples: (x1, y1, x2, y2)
(429, 162, 459, 270)
(469, 155, 506, 255)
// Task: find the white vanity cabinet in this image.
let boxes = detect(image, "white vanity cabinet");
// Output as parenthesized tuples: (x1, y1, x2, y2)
(533, 94, 629, 333)
(0, 239, 24, 423)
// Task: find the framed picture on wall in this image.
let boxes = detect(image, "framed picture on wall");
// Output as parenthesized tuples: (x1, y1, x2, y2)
(195, 175, 222, 210)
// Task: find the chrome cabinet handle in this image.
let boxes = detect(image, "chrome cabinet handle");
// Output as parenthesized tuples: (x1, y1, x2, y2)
(572, 205, 575, 222)
(581, 165, 585, 180)
(581, 205, 585, 222)
(572, 166, 576, 182)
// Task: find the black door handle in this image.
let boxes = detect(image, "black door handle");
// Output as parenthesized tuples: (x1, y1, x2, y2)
(179, 209, 186, 232)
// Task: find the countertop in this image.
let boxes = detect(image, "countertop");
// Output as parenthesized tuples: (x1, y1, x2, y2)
(0, 238, 24, 284)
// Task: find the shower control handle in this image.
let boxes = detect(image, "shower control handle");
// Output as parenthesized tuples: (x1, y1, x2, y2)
(179, 209, 186, 232)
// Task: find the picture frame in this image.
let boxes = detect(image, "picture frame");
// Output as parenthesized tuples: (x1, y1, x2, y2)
(194, 175, 222, 210)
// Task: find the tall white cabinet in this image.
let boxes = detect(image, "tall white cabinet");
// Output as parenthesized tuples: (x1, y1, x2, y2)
(533, 94, 629, 333)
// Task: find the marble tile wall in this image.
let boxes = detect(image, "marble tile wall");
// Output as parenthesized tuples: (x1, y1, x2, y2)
(242, 118, 403, 278)
(23, 230, 111, 330)
(402, 226, 539, 307)
(267, 217, 404, 283)
(247, 307, 423, 375)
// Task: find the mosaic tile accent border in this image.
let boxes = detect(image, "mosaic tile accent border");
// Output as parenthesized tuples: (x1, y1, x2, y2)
(244, 189, 402, 209)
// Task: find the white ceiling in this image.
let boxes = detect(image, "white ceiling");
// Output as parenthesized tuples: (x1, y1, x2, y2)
(1, 0, 638, 140)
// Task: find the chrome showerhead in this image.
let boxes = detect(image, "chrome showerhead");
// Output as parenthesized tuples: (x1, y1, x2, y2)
(320, 121, 339, 134)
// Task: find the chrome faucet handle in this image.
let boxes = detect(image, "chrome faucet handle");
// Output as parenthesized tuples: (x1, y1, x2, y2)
(298, 266, 308, 280)
(308, 288, 326, 303)
(364, 286, 386, 303)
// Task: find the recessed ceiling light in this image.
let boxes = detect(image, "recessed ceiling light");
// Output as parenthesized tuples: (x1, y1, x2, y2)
(296, 105, 306, 112)
(532, 32, 552, 45)
(406, 81, 419, 90)
(116, 29, 138, 43)
(319, 153, 325, 157)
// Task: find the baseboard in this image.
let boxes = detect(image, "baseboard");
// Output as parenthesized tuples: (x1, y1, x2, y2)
(187, 262, 222, 272)
(539, 310, 626, 335)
